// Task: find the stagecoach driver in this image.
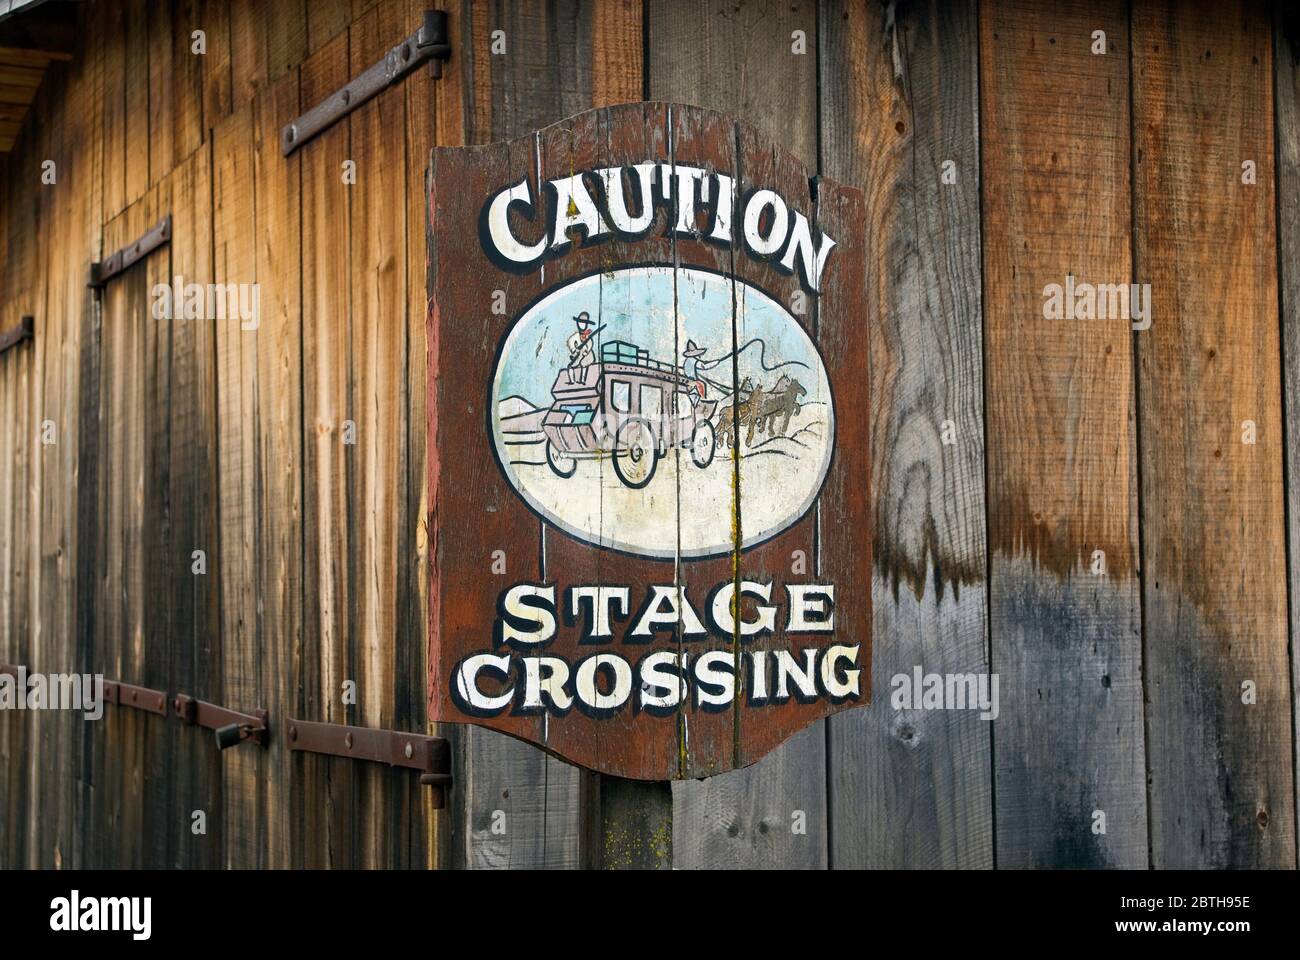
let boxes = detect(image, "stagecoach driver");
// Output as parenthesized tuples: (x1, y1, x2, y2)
(682, 339, 721, 407)
(565, 311, 596, 383)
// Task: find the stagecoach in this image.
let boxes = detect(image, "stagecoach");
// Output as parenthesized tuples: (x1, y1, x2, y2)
(542, 340, 719, 489)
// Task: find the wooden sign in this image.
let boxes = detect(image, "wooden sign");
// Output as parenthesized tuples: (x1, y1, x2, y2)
(427, 103, 870, 780)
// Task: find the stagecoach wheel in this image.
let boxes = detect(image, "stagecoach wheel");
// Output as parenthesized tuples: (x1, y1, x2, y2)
(613, 419, 656, 489)
(546, 440, 576, 478)
(691, 420, 716, 468)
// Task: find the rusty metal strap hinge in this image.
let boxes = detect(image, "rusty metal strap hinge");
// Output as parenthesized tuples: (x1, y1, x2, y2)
(89, 216, 172, 289)
(287, 718, 451, 805)
(173, 694, 269, 750)
(281, 9, 450, 156)
(101, 679, 169, 716)
(0, 315, 34, 355)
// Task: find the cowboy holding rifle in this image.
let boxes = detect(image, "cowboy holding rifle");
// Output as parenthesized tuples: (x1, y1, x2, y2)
(565, 311, 601, 383)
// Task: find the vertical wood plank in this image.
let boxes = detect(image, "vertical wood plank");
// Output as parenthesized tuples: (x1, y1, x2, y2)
(22, 25, 70, 872)
(59, 28, 104, 868)
(1132, 0, 1295, 868)
(73, 15, 107, 865)
(91, 196, 152, 868)
(141, 177, 176, 869)
(229, 0, 269, 106)
(980, 0, 1148, 867)
(201, 0, 234, 125)
(299, 28, 358, 868)
(0, 136, 34, 860)
(252, 68, 304, 870)
(478, 0, 596, 143)
(266, 0, 309, 83)
(648, 0, 816, 159)
(211, 103, 261, 867)
(74, 9, 106, 868)
(170, 0, 206, 163)
(192, 151, 224, 867)
(403, 0, 441, 869)
(21, 75, 48, 868)
(166, 143, 223, 867)
(648, 0, 828, 870)
(591, 0, 643, 107)
(122, 194, 154, 871)
(594, 777, 673, 869)
(32, 62, 75, 869)
(89, 205, 124, 868)
(820, 0, 992, 868)
(155, 160, 193, 868)
(101, 0, 127, 220)
(349, 0, 410, 868)
(0, 349, 18, 867)
(124, 0, 150, 202)
(1277, 1, 1300, 858)
(0, 345, 24, 868)
(148, 0, 176, 183)
(10, 320, 33, 864)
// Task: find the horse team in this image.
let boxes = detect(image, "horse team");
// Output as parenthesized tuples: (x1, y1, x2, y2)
(716, 374, 808, 449)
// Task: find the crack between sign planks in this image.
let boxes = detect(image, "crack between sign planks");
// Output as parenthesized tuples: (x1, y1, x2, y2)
(811, 0, 829, 853)
(535, 126, 553, 866)
(668, 105, 687, 781)
(591, 113, 613, 797)
(729, 118, 744, 768)
(816, 0, 833, 868)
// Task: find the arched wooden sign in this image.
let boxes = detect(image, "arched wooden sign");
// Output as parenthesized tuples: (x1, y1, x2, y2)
(427, 102, 870, 780)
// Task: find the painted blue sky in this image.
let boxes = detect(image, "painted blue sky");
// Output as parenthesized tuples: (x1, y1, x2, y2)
(495, 266, 822, 409)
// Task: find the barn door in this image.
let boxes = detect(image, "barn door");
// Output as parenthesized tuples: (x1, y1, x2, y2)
(426, 102, 870, 781)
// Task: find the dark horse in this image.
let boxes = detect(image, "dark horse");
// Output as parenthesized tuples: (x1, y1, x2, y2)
(754, 374, 806, 437)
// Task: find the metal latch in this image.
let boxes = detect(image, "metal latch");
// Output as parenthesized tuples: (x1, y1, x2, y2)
(281, 10, 450, 156)
(102, 679, 169, 716)
(0, 315, 33, 356)
(286, 718, 451, 807)
(174, 694, 269, 750)
(89, 216, 172, 288)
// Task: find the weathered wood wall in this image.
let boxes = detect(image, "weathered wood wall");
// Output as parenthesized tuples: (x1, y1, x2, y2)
(1, 0, 1298, 869)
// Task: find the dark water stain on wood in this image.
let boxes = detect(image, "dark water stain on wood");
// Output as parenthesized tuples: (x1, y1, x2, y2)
(987, 484, 1134, 581)
(874, 514, 984, 605)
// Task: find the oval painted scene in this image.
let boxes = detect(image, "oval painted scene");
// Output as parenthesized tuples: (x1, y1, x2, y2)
(489, 265, 835, 559)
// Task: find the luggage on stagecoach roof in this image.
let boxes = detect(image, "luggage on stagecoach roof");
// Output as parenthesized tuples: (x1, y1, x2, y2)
(600, 339, 644, 364)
